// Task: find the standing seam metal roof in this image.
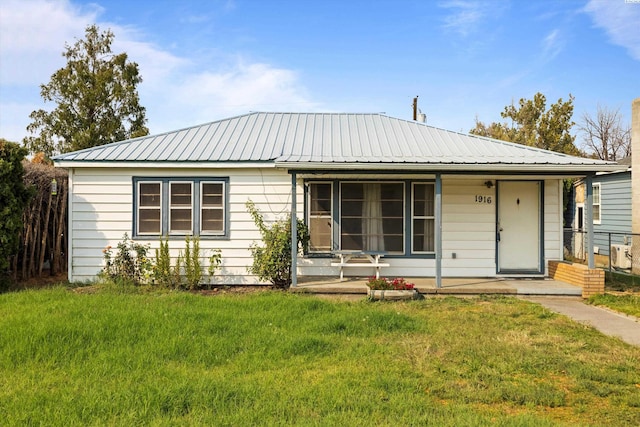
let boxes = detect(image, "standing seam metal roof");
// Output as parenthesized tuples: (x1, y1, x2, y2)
(52, 112, 621, 170)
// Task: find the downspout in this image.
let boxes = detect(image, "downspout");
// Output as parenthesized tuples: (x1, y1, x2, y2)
(435, 173, 442, 288)
(291, 172, 298, 287)
(585, 174, 594, 269)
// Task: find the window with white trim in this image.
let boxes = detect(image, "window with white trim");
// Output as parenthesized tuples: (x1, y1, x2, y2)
(137, 182, 162, 235)
(201, 182, 225, 235)
(134, 178, 229, 238)
(170, 182, 193, 233)
(412, 183, 435, 252)
(308, 182, 332, 252)
(592, 183, 601, 224)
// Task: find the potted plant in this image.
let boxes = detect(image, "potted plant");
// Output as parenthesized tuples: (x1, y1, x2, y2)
(366, 277, 419, 300)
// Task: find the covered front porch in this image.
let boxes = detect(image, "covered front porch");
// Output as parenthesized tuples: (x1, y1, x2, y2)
(292, 277, 582, 297)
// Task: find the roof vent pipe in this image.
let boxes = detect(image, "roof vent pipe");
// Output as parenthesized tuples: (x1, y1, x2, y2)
(412, 96, 426, 123)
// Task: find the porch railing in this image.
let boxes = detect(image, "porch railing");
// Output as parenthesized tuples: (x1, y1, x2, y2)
(563, 228, 640, 282)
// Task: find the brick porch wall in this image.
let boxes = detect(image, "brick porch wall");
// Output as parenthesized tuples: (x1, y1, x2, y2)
(548, 261, 604, 298)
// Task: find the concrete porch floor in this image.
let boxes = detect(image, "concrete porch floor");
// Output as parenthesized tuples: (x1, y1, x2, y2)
(292, 277, 583, 296)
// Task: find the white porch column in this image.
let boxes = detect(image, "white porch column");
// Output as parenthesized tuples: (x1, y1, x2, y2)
(291, 172, 298, 287)
(435, 173, 442, 288)
(585, 174, 595, 269)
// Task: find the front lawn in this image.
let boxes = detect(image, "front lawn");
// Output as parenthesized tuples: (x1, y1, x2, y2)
(1, 288, 638, 426)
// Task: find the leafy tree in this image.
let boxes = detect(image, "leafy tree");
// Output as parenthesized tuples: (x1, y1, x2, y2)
(24, 25, 148, 157)
(471, 92, 580, 156)
(0, 139, 32, 275)
(578, 105, 631, 161)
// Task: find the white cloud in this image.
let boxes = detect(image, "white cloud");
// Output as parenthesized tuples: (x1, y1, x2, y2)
(541, 28, 564, 62)
(147, 60, 318, 132)
(584, 0, 640, 61)
(439, 0, 487, 37)
(0, 0, 317, 141)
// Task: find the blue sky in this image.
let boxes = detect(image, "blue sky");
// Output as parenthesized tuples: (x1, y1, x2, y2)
(1, 0, 638, 153)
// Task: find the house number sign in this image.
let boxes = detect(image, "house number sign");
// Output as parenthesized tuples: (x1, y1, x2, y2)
(475, 195, 492, 204)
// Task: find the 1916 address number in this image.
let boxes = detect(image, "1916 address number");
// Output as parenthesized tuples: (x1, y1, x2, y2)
(475, 195, 492, 204)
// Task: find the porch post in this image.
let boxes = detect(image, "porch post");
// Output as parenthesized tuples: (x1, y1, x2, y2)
(585, 174, 595, 269)
(435, 173, 442, 288)
(291, 172, 298, 287)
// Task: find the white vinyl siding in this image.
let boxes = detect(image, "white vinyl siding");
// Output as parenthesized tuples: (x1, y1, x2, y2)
(66, 168, 565, 283)
(67, 168, 295, 284)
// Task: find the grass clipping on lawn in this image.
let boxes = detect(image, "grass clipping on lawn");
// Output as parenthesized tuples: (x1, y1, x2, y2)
(1, 288, 639, 426)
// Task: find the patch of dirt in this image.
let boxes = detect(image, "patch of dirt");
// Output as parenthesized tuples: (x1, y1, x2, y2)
(193, 286, 274, 296)
(8, 271, 68, 290)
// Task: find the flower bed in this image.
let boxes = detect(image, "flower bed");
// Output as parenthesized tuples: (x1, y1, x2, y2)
(366, 277, 418, 300)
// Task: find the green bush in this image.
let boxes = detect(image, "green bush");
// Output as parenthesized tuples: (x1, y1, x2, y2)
(101, 233, 151, 286)
(152, 235, 222, 290)
(246, 200, 309, 289)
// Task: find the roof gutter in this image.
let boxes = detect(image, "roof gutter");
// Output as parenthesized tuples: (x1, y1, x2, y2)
(53, 161, 278, 169)
(274, 161, 625, 174)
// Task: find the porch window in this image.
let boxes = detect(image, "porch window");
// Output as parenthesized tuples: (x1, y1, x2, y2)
(308, 183, 332, 252)
(340, 182, 404, 253)
(592, 183, 601, 224)
(137, 182, 162, 234)
(412, 183, 435, 252)
(169, 182, 193, 233)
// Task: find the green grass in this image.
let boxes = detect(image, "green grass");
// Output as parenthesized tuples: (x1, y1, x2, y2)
(1, 288, 639, 426)
(588, 293, 640, 318)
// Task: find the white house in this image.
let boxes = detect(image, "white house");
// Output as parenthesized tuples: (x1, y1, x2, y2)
(53, 112, 623, 286)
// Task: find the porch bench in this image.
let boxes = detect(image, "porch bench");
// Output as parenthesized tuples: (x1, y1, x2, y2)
(330, 250, 389, 280)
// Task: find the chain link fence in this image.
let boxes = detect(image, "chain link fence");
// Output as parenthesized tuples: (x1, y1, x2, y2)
(563, 228, 640, 288)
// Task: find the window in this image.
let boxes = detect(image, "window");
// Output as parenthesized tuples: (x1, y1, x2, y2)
(201, 182, 225, 234)
(308, 183, 332, 252)
(340, 182, 404, 253)
(170, 182, 193, 233)
(592, 183, 601, 224)
(138, 182, 162, 235)
(134, 178, 228, 238)
(306, 180, 436, 256)
(412, 183, 435, 252)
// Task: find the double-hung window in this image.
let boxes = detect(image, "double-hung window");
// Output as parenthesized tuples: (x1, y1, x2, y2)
(412, 183, 435, 252)
(134, 178, 229, 238)
(592, 183, 601, 224)
(308, 183, 332, 252)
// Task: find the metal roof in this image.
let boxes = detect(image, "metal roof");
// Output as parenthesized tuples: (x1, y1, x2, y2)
(53, 112, 623, 173)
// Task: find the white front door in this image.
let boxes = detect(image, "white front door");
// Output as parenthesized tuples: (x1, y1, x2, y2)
(497, 181, 541, 273)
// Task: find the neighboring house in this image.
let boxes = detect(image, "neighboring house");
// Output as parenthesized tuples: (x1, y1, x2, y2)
(53, 112, 623, 285)
(571, 156, 632, 268)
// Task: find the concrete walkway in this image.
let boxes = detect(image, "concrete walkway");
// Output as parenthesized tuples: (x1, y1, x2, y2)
(523, 296, 640, 347)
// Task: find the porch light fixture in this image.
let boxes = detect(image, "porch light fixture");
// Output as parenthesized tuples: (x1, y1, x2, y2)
(484, 180, 494, 188)
(51, 178, 58, 196)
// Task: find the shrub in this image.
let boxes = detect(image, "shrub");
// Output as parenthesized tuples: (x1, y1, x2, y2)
(101, 233, 151, 286)
(246, 200, 309, 289)
(152, 235, 222, 290)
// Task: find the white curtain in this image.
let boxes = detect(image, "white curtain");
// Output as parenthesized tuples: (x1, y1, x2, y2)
(363, 184, 384, 251)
